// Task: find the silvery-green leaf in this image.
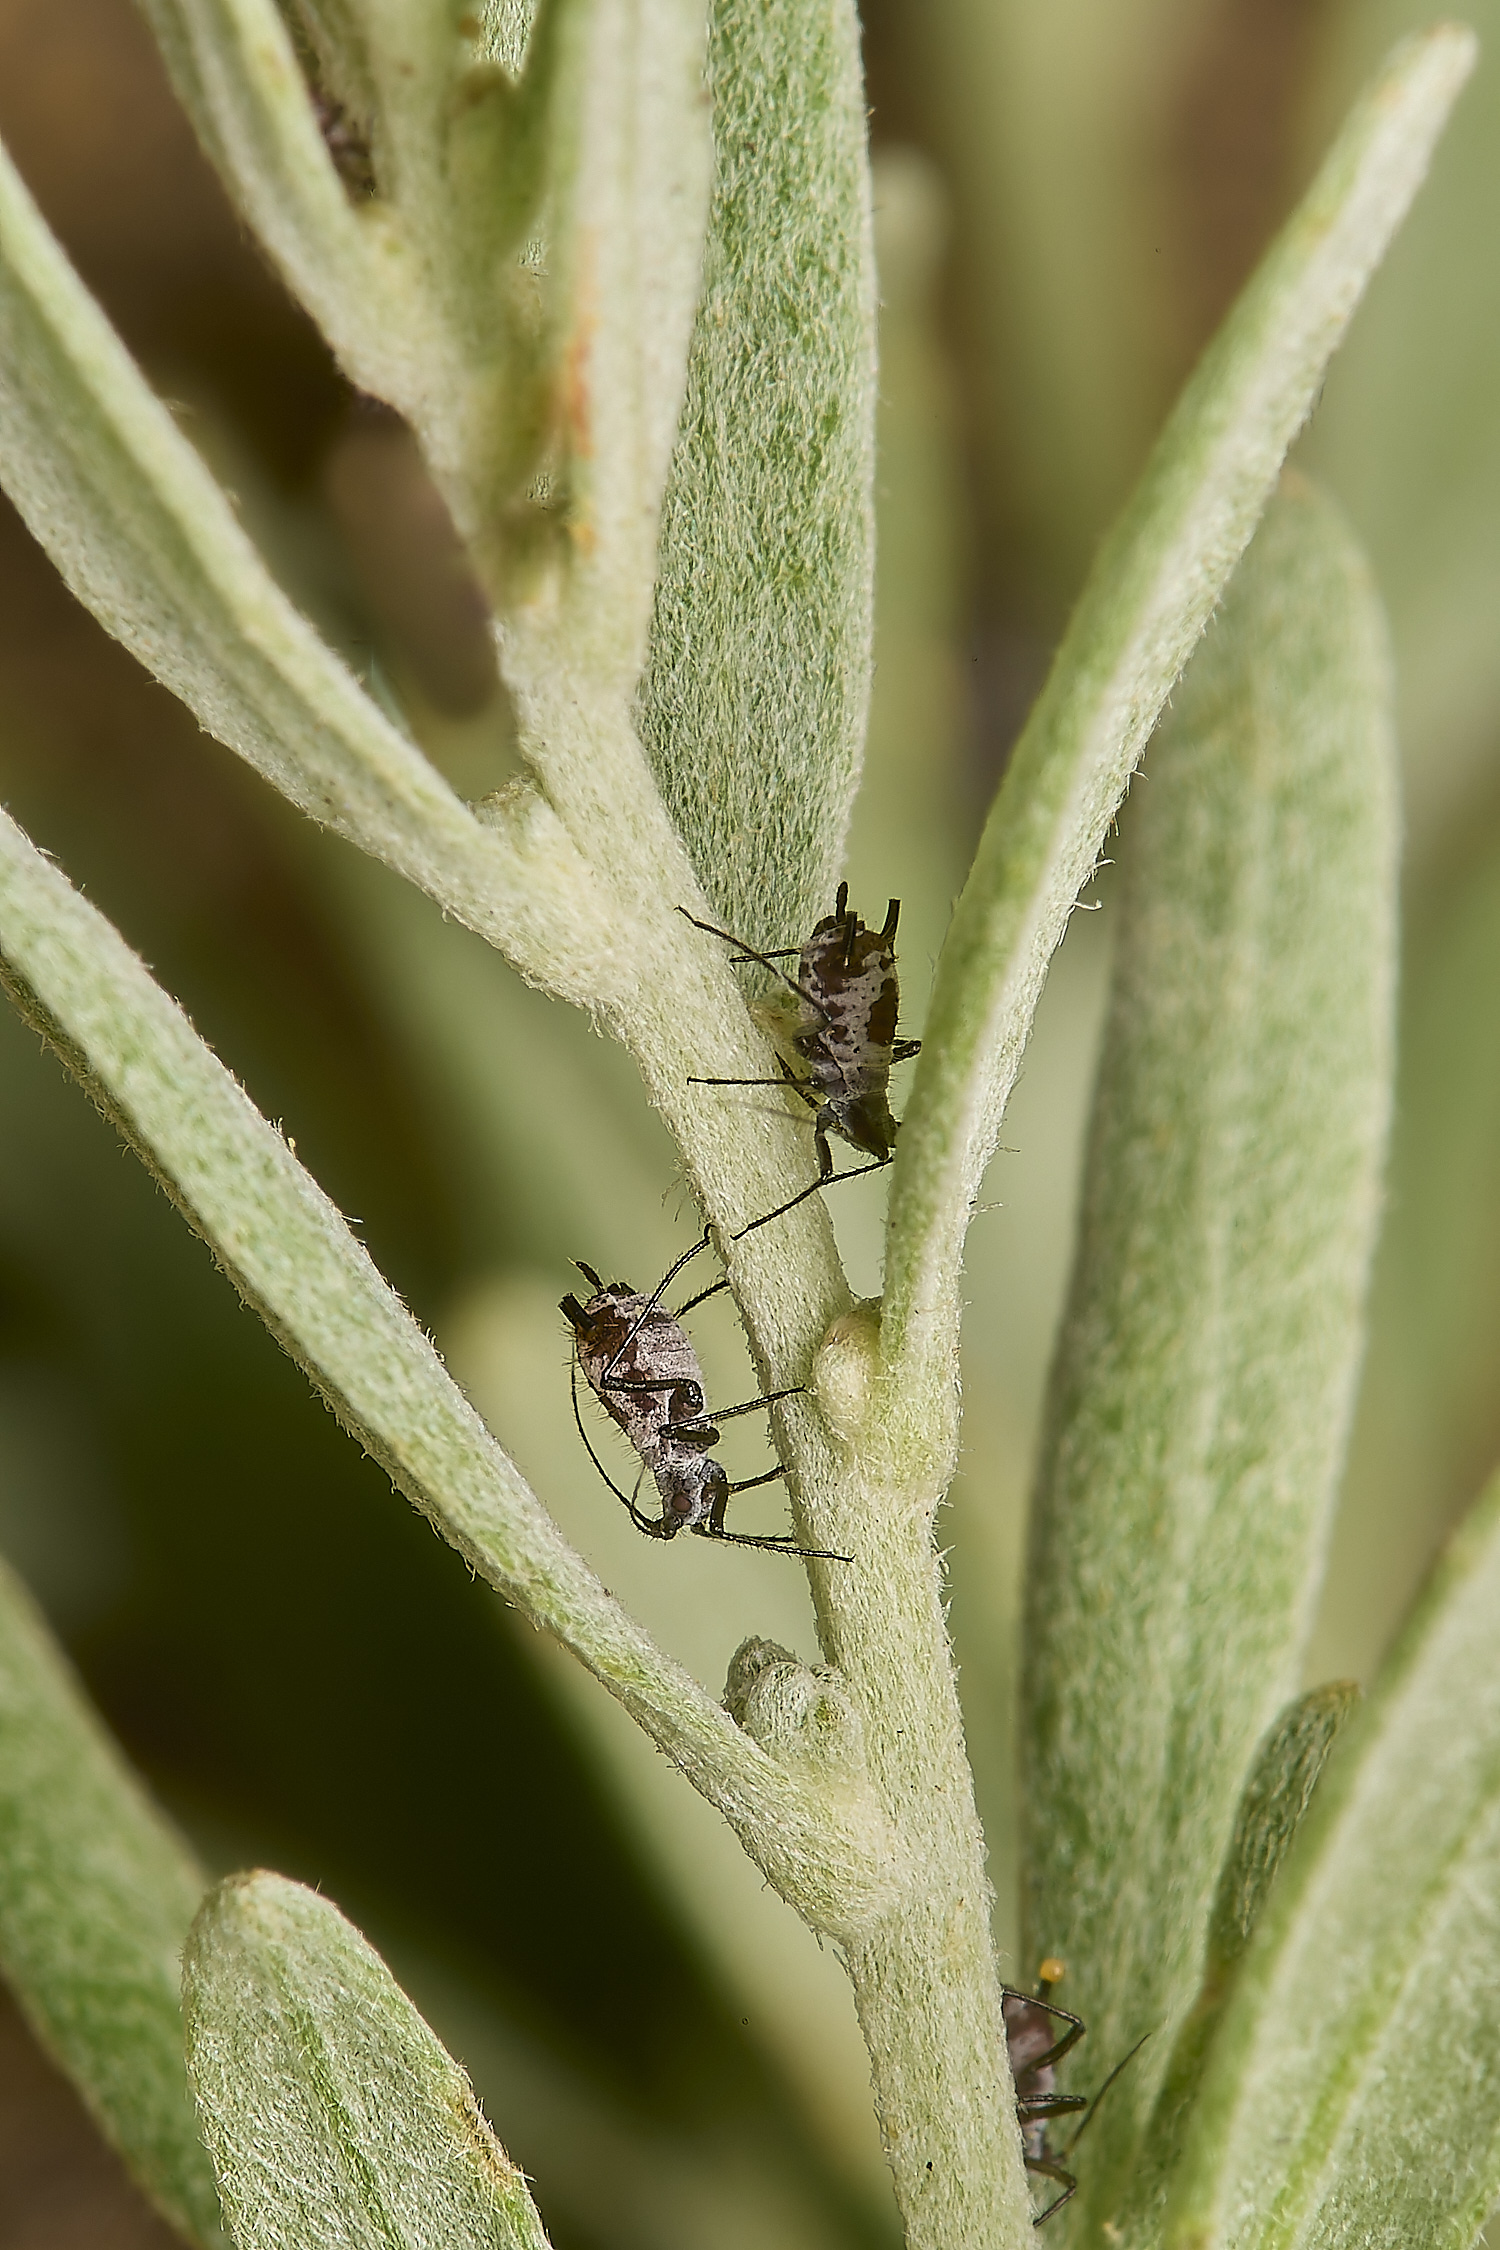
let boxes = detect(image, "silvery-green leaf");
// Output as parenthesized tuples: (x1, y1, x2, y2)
(499, 0, 709, 661)
(882, 26, 1474, 1396)
(1127, 1680, 1362, 2233)
(1305, 0, 1500, 859)
(0, 1553, 221, 2245)
(133, 0, 428, 408)
(1020, 479, 1397, 2231)
(0, 804, 881, 1928)
(633, 0, 876, 947)
(0, 137, 590, 973)
(136, 0, 563, 553)
(1163, 1466, 1500, 2250)
(184, 1872, 551, 2250)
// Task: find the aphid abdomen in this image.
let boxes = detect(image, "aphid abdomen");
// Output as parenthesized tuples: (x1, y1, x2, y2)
(796, 919, 902, 1113)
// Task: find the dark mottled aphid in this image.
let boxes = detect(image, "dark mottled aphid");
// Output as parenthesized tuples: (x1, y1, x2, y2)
(561, 1232, 846, 1559)
(1004, 1962, 1089, 2224)
(1002, 1961, 1149, 2226)
(681, 884, 921, 1235)
(312, 88, 377, 200)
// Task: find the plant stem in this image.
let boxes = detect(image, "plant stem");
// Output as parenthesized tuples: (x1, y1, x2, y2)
(839, 1488, 1027, 2250)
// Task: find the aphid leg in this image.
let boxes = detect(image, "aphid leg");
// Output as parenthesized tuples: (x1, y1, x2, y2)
(689, 1055, 821, 1112)
(726, 1464, 789, 1492)
(704, 1526, 850, 1557)
(692, 1075, 823, 1102)
(1017, 2095, 1089, 2125)
(677, 906, 832, 1020)
(710, 1385, 802, 1422)
(666, 1424, 720, 1452)
(732, 1152, 890, 1241)
(601, 1227, 714, 1385)
(1001, 1987, 1088, 2076)
(702, 1475, 851, 1562)
(892, 1038, 922, 1064)
(569, 1365, 673, 1537)
(1024, 2159, 1077, 2227)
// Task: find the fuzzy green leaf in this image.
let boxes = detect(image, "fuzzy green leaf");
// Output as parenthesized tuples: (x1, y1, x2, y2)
(1019, 479, 1398, 2231)
(1128, 1681, 1362, 2232)
(489, 0, 726, 909)
(531, 0, 712, 669)
(0, 140, 614, 983)
(882, 25, 1474, 1394)
(132, 0, 411, 404)
(633, 0, 877, 948)
(1202, 1682, 1363, 1981)
(136, 0, 566, 552)
(0, 1553, 222, 2245)
(1162, 1467, 1500, 2250)
(0, 805, 887, 1934)
(185, 1872, 551, 2250)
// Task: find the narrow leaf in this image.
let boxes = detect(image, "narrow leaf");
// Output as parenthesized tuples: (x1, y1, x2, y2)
(0, 1553, 222, 2245)
(0, 141, 592, 973)
(0, 807, 882, 1927)
(634, 0, 877, 947)
(1129, 1681, 1362, 2229)
(132, 0, 411, 405)
(1019, 479, 1398, 2229)
(185, 1872, 551, 2250)
(1163, 1466, 1500, 2250)
(137, 0, 563, 554)
(1202, 1683, 1362, 1983)
(883, 25, 1474, 1390)
(527, 0, 711, 666)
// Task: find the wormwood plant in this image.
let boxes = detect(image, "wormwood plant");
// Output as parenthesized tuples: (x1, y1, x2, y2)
(0, 5, 1495, 2249)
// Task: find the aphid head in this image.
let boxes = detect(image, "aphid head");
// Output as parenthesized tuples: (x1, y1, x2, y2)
(830, 1090, 900, 1162)
(658, 1451, 727, 1533)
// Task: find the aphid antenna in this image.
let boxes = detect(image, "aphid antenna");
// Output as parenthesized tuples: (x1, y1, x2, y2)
(1028, 2165, 1080, 2227)
(1059, 2032, 1152, 2160)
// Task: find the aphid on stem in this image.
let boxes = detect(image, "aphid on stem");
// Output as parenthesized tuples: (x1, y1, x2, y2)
(1002, 1960, 1149, 2225)
(561, 1230, 847, 1560)
(681, 883, 920, 1237)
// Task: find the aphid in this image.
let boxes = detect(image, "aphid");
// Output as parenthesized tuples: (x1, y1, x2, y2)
(1002, 1960, 1148, 2225)
(681, 883, 921, 1235)
(312, 88, 377, 200)
(561, 1231, 847, 1560)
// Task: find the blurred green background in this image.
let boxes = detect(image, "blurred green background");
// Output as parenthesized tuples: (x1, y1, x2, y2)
(0, 1, 1497, 2244)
